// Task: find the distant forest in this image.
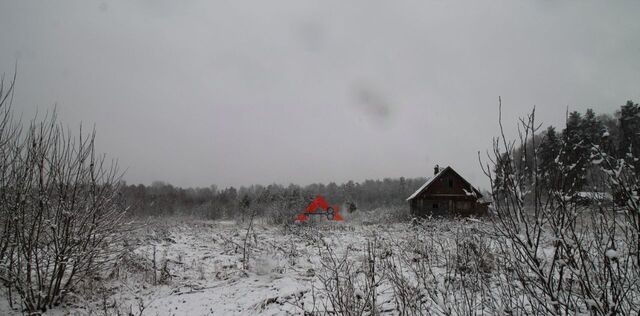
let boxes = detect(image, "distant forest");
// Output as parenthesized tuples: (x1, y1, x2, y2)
(493, 100, 640, 194)
(121, 100, 640, 220)
(119, 176, 428, 220)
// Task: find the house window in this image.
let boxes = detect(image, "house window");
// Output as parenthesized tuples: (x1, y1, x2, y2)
(448, 178, 454, 188)
(432, 203, 439, 209)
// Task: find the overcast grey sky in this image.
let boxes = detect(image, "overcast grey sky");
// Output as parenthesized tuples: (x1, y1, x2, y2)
(1, 0, 639, 189)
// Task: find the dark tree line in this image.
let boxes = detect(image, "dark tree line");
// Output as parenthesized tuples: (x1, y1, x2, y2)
(119, 177, 428, 220)
(494, 100, 640, 195)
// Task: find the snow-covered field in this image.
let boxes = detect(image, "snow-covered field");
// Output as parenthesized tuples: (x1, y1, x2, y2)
(10, 210, 631, 315)
(2, 214, 495, 315)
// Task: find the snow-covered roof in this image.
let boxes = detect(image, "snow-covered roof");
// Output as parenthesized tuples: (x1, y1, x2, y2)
(406, 176, 435, 201)
(406, 166, 482, 201)
(406, 166, 448, 201)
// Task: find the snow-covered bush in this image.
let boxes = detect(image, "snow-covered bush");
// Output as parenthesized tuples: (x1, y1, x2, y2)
(0, 72, 127, 313)
(454, 233, 494, 275)
(381, 223, 495, 315)
(480, 103, 640, 314)
(313, 237, 382, 315)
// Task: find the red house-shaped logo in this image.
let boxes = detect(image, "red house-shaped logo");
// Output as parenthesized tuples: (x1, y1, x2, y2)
(295, 196, 343, 222)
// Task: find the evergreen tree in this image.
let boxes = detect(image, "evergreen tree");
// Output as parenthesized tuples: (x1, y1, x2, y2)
(493, 152, 512, 197)
(582, 109, 605, 148)
(618, 100, 640, 168)
(598, 113, 620, 157)
(561, 111, 588, 192)
(538, 126, 562, 190)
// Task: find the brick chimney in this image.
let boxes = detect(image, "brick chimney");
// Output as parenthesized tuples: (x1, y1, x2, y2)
(434, 164, 440, 175)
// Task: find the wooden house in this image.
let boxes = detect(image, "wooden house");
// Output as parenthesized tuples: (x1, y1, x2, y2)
(407, 165, 489, 217)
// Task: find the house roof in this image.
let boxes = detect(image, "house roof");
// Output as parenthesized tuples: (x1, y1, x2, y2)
(406, 166, 483, 201)
(406, 169, 444, 201)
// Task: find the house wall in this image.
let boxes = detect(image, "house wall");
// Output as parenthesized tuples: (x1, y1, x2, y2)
(409, 169, 487, 217)
(410, 196, 481, 217)
(412, 198, 449, 216)
(423, 168, 473, 196)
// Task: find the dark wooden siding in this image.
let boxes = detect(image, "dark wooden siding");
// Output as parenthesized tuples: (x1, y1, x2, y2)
(409, 168, 487, 217)
(422, 168, 472, 196)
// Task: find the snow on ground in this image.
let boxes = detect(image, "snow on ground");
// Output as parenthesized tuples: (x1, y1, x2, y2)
(1, 209, 632, 315)
(3, 215, 457, 315)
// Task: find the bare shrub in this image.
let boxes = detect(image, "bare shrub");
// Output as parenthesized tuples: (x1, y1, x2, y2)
(242, 211, 256, 270)
(479, 100, 640, 314)
(453, 228, 495, 275)
(312, 236, 383, 315)
(0, 71, 127, 313)
(382, 223, 495, 315)
(261, 194, 309, 226)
